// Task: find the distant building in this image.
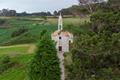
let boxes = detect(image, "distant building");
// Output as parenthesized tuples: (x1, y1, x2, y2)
(51, 13, 73, 52)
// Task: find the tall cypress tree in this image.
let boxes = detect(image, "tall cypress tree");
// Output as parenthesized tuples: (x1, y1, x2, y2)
(28, 31, 60, 80)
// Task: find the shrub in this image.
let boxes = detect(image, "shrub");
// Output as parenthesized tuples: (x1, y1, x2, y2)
(0, 56, 15, 74)
(90, 11, 120, 33)
(67, 32, 120, 80)
(0, 19, 6, 25)
(28, 31, 60, 80)
(11, 26, 28, 37)
(0, 56, 10, 64)
(65, 4, 120, 80)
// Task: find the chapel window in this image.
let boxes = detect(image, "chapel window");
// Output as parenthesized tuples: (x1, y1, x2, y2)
(59, 36, 62, 39)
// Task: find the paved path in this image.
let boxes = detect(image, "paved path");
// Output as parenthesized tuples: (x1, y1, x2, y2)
(57, 52, 65, 80)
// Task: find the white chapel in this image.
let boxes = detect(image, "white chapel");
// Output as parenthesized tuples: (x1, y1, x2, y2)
(51, 14, 73, 52)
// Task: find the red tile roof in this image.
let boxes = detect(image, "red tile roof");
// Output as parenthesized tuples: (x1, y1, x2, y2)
(52, 30, 72, 37)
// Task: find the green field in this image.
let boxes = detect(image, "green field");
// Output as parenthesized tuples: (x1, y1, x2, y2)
(0, 17, 89, 80)
(0, 44, 35, 80)
(0, 17, 57, 45)
(0, 17, 89, 46)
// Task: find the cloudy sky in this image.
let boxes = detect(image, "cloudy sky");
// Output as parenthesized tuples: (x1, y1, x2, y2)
(0, 0, 78, 13)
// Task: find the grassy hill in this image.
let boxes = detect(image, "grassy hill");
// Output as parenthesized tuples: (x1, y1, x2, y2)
(0, 17, 89, 46)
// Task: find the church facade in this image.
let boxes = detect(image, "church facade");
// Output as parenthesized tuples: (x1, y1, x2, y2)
(51, 14, 73, 52)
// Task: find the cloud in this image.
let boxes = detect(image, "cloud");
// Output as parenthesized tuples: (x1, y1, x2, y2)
(0, 0, 78, 13)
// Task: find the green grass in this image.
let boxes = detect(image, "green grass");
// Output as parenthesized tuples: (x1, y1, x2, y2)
(0, 44, 34, 80)
(0, 17, 89, 46)
(48, 17, 89, 25)
(0, 47, 29, 56)
(0, 67, 26, 80)
(0, 18, 57, 45)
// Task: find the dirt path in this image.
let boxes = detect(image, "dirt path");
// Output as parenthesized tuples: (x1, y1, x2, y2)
(0, 44, 36, 54)
(0, 44, 30, 49)
(57, 52, 65, 80)
(28, 44, 36, 53)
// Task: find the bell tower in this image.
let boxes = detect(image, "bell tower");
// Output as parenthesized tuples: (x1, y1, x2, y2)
(58, 13, 63, 31)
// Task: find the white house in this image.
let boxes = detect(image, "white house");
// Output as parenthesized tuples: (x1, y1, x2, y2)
(51, 14, 73, 52)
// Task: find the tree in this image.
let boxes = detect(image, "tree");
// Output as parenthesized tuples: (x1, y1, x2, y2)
(108, 0, 120, 10)
(46, 11, 52, 16)
(58, 9, 72, 15)
(67, 32, 120, 80)
(0, 9, 16, 16)
(79, 0, 93, 13)
(11, 26, 28, 37)
(69, 5, 89, 16)
(1, 9, 9, 16)
(90, 11, 120, 33)
(65, 4, 120, 79)
(54, 11, 58, 16)
(78, 0, 107, 13)
(28, 31, 60, 80)
(9, 10, 16, 16)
